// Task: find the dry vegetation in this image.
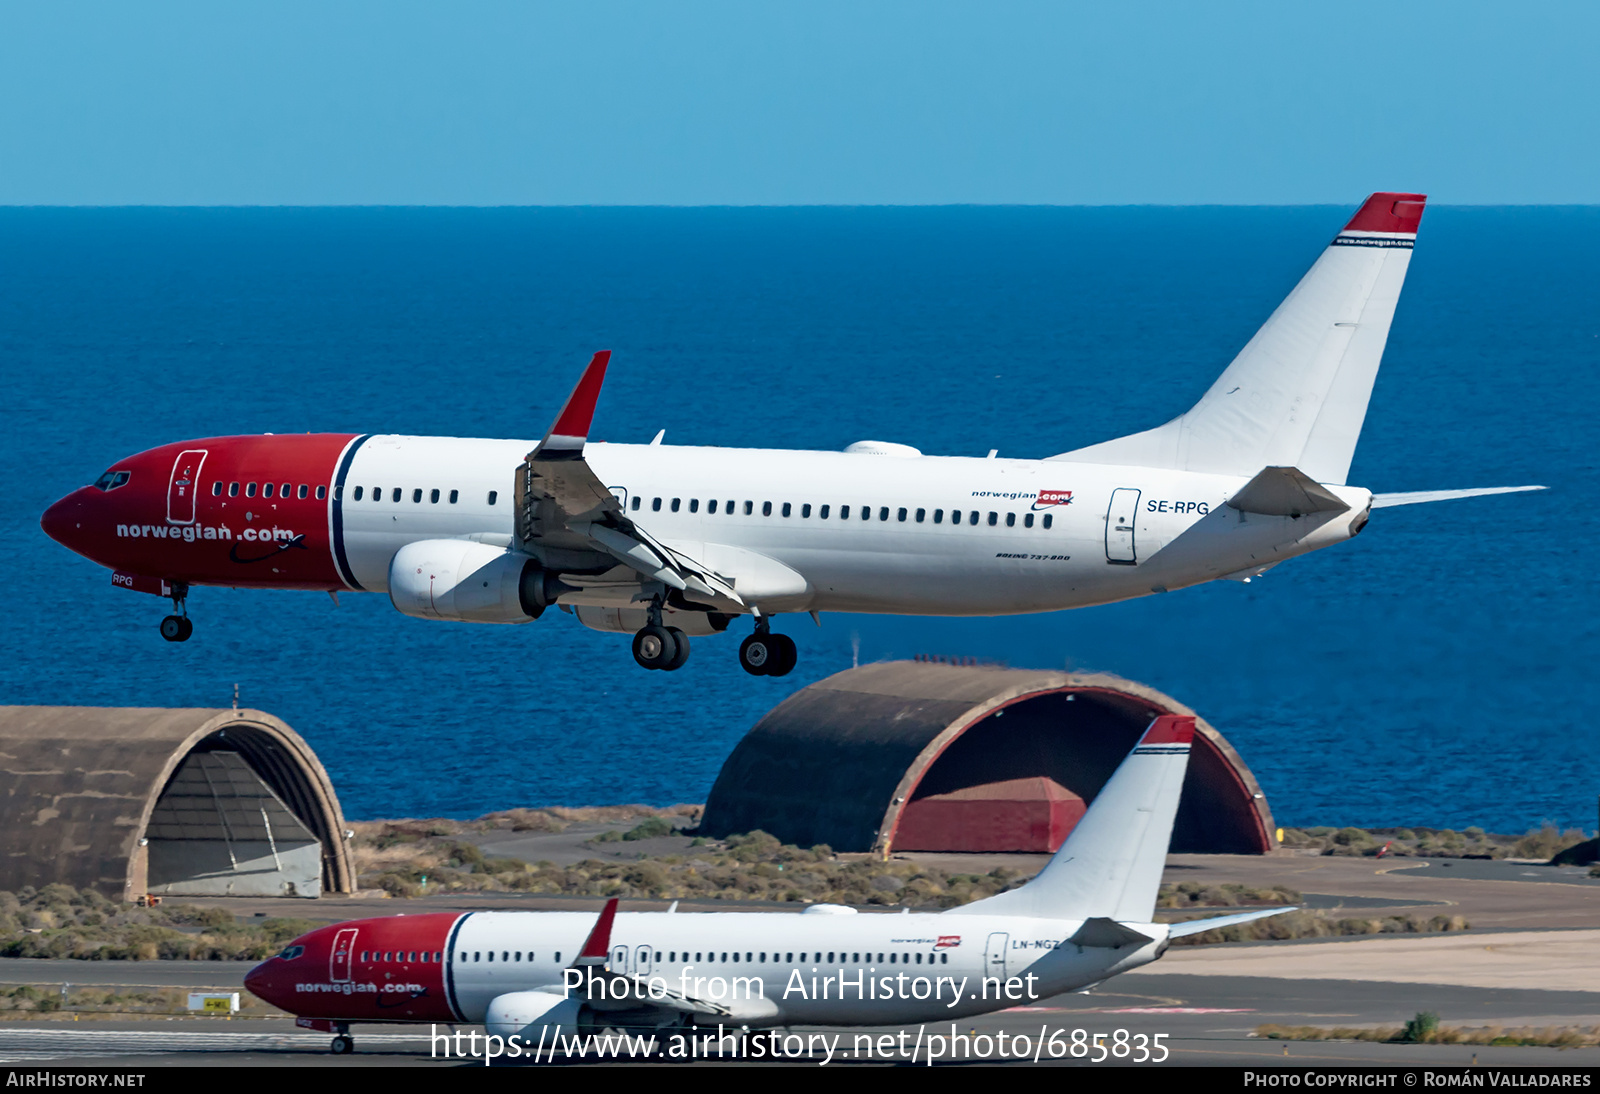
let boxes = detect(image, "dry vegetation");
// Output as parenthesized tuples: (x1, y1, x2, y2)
(1259, 1012, 1600, 1048)
(1279, 824, 1592, 861)
(0, 983, 284, 1018)
(0, 885, 317, 961)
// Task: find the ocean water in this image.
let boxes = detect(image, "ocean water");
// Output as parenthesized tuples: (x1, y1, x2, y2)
(2, 205, 1595, 833)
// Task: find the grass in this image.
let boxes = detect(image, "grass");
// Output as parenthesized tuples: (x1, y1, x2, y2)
(1258, 1016, 1600, 1048)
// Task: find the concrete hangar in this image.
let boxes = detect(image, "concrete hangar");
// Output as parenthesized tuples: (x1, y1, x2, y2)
(702, 661, 1275, 855)
(0, 706, 354, 901)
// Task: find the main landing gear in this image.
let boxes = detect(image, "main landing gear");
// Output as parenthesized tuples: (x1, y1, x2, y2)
(632, 599, 690, 672)
(159, 582, 193, 643)
(739, 618, 796, 677)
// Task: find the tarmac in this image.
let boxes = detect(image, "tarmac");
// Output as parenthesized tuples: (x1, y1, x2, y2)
(1, 849, 1595, 1067)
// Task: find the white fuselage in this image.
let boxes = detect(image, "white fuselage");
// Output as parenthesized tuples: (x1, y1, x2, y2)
(338, 436, 1372, 617)
(447, 909, 1166, 1026)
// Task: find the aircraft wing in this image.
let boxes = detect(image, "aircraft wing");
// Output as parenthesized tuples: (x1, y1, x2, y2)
(566, 898, 777, 1022)
(514, 353, 744, 609)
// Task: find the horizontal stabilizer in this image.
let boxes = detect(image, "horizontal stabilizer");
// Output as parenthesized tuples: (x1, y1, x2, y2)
(1167, 906, 1297, 938)
(1227, 466, 1350, 517)
(1069, 917, 1155, 950)
(1371, 485, 1546, 509)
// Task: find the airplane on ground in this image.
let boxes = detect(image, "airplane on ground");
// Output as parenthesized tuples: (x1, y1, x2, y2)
(244, 714, 1291, 1057)
(42, 192, 1541, 676)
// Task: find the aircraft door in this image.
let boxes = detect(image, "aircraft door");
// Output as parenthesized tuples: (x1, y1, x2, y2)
(1105, 488, 1140, 564)
(330, 928, 358, 983)
(166, 449, 208, 526)
(611, 945, 629, 974)
(984, 932, 1009, 983)
(609, 486, 628, 512)
(635, 946, 653, 977)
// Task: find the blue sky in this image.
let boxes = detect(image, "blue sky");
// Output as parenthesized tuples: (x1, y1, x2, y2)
(2, 2, 1596, 205)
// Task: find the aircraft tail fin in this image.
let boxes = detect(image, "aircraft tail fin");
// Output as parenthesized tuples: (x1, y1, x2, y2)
(1050, 193, 1426, 486)
(946, 715, 1194, 922)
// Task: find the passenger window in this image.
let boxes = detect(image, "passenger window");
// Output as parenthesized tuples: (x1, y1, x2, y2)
(281, 483, 291, 498)
(689, 499, 699, 513)
(297, 484, 307, 499)
(725, 500, 734, 513)
(413, 489, 422, 503)
(263, 483, 275, 498)
(316, 485, 327, 500)
(487, 491, 498, 505)
(762, 501, 772, 516)
(988, 512, 998, 526)
(671, 498, 681, 512)
(744, 501, 753, 515)
(1024, 513, 1034, 527)
(1005, 512, 1015, 527)
(970, 510, 979, 524)
(632, 496, 641, 511)
(801, 503, 811, 518)
(840, 505, 850, 519)
(915, 508, 925, 522)
(652, 497, 662, 512)
(781, 502, 791, 517)
(708, 499, 718, 514)
(211, 482, 222, 496)
(820, 505, 829, 519)
(353, 486, 364, 501)
(487, 951, 494, 962)
(878, 507, 888, 521)
(229, 482, 240, 497)
(372, 487, 381, 500)
(392, 488, 402, 502)
(246, 483, 258, 497)
(449, 489, 459, 504)
(430, 489, 440, 503)
(1043, 513, 1053, 529)
(933, 508, 942, 523)
(861, 506, 871, 521)
(897, 507, 907, 522)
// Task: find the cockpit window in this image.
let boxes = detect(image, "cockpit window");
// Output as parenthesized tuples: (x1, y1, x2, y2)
(93, 470, 131, 492)
(276, 945, 305, 960)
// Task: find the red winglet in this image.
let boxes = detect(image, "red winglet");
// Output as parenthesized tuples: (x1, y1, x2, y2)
(543, 351, 611, 451)
(1139, 714, 1196, 746)
(1343, 192, 1427, 235)
(574, 897, 618, 966)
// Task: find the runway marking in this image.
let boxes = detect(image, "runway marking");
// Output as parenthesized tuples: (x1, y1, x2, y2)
(0, 1028, 426, 1063)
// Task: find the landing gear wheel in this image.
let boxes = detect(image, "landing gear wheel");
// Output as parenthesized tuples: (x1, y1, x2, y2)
(632, 625, 678, 671)
(159, 615, 191, 642)
(663, 627, 690, 671)
(739, 634, 773, 676)
(767, 633, 797, 677)
(330, 1033, 353, 1054)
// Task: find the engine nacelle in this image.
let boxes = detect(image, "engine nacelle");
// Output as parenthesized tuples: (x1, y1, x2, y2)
(388, 540, 557, 624)
(484, 991, 588, 1040)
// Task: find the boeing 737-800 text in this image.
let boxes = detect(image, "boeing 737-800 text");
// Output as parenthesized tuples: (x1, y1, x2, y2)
(41, 193, 1541, 675)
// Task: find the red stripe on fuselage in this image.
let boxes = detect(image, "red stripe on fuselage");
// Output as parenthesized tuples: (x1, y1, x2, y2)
(45, 434, 357, 590)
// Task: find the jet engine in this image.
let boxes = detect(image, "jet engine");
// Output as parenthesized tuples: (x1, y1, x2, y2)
(387, 540, 561, 624)
(484, 991, 590, 1040)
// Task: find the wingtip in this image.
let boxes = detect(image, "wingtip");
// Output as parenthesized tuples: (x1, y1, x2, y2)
(575, 896, 619, 964)
(545, 351, 612, 451)
(1140, 714, 1196, 746)
(1344, 192, 1428, 235)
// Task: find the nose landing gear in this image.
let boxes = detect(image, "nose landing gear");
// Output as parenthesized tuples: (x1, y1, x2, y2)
(159, 582, 193, 643)
(739, 618, 796, 677)
(330, 1023, 354, 1054)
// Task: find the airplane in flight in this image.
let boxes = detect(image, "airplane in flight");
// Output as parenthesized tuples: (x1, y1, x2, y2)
(41, 192, 1541, 676)
(244, 714, 1291, 1057)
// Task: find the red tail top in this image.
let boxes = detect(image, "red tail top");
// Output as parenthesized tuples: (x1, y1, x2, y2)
(1140, 714, 1196, 746)
(1344, 193, 1427, 235)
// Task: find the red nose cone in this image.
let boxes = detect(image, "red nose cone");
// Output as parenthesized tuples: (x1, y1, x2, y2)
(41, 492, 91, 554)
(244, 960, 278, 1005)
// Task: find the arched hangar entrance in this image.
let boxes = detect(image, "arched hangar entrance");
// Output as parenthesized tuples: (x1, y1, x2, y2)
(0, 706, 354, 900)
(701, 662, 1274, 855)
